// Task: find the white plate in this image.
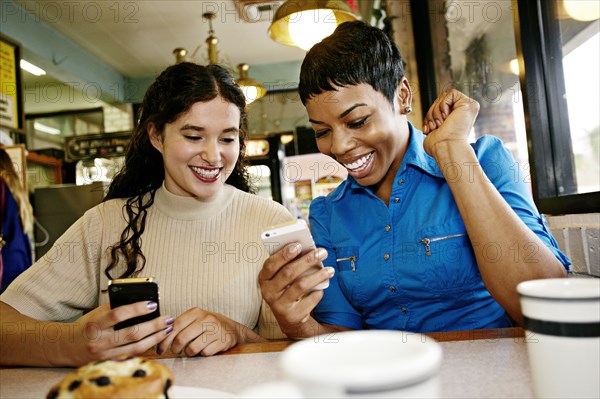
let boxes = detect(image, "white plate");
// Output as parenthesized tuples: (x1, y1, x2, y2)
(171, 385, 237, 398)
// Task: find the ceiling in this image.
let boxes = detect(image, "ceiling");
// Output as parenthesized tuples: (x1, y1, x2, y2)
(15, 0, 308, 78)
(12, 0, 375, 115)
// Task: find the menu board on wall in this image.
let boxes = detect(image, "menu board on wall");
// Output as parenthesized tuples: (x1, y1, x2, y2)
(0, 34, 24, 132)
(65, 131, 132, 161)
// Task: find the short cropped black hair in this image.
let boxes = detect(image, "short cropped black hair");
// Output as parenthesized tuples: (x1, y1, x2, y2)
(299, 21, 404, 106)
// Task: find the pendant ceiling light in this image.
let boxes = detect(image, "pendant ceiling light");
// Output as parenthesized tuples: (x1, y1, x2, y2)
(562, 0, 600, 21)
(236, 63, 267, 104)
(172, 12, 267, 104)
(268, 0, 359, 50)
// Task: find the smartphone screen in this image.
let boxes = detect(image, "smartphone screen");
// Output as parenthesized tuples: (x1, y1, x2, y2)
(108, 277, 160, 330)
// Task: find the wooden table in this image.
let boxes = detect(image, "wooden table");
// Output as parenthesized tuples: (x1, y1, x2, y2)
(0, 328, 533, 398)
(143, 326, 527, 357)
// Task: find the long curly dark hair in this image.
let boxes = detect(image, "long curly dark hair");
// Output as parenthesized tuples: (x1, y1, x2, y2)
(103, 62, 252, 280)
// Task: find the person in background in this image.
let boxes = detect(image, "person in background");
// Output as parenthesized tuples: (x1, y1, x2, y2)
(0, 62, 292, 367)
(259, 21, 570, 339)
(0, 148, 34, 293)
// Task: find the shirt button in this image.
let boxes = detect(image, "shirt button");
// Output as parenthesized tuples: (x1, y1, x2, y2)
(398, 179, 405, 185)
(390, 285, 396, 292)
(384, 253, 390, 261)
(385, 225, 391, 231)
(402, 307, 407, 314)
(393, 198, 400, 203)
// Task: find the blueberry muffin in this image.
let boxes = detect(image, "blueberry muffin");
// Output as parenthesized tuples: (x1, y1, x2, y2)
(46, 356, 173, 399)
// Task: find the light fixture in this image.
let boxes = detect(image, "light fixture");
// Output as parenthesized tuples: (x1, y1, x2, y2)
(172, 12, 266, 104)
(280, 134, 294, 145)
(172, 48, 188, 64)
(269, 0, 359, 50)
(34, 122, 60, 135)
(20, 60, 46, 76)
(562, 0, 600, 21)
(203, 12, 220, 65)
(509, 58, 520, 75)
(236, 63, 267, 104)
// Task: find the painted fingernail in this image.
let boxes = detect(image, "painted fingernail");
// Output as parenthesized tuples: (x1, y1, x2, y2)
(165, 326, 174, 334)
(423, 125, 429, 133)
(156, 346, 164, 355)
(325, 267, 335, 277)
(147, 302, 158, 310)
(165, 317, 175, 325)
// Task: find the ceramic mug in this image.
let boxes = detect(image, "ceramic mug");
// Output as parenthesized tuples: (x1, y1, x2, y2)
(517, 278, 600, 399)
(275, 330, 443, 398)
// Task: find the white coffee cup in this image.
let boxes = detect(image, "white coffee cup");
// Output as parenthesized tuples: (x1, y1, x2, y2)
(278, 330, 443, 398)
(517, 278, 600, 399)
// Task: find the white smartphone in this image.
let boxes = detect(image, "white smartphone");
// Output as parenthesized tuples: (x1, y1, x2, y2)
(261, 219, 329, 290)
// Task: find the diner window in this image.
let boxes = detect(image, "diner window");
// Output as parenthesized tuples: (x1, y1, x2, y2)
(561, 23, 599, 194)
(514, 0, 599, 213)
(405, 0, 535, 217)
(410, 0, 599, 214)
(420, 1, 529, 176)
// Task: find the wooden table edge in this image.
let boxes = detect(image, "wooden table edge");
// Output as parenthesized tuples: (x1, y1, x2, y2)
(218, 327, 525, 356)
(143, 327, 525, 359)
(425, 326, 525, 342)
(0, 327, 525, 366)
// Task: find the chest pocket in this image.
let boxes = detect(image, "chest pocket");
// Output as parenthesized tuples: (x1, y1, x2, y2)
(333, 246, 362, 301)
(416, 219, 478, 291)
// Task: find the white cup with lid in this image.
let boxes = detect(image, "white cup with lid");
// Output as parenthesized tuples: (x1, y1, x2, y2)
(277, 330, 443, 398)
(517, 278, 600, 398)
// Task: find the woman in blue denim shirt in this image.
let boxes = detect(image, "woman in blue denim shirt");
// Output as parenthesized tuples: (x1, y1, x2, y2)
(259, 21, 570, 338)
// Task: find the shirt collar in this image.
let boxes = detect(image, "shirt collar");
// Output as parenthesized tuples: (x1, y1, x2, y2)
(330, 122, 444, 202)
(401, 122, 445, 178)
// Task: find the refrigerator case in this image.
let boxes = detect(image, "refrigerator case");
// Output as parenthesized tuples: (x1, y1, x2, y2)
(75, 157, 125, 186)
(34, 181, 107, 259)
(246, 136, 285, 203)
(281, 153, 347, 222)
(245, 130, 348, 221)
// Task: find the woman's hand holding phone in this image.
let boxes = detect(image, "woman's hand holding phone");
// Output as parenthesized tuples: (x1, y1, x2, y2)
(258, 221, 335, 338)
(108, 277, 162, 330)
(65, 302, 175, 365)
(260, 220, 331, 291)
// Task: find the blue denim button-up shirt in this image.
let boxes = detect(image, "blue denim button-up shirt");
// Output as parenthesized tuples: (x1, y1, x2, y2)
(309, 124, 570, 332)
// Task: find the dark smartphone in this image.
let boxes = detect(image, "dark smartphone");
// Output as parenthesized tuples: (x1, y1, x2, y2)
(108, 277, 160, 330)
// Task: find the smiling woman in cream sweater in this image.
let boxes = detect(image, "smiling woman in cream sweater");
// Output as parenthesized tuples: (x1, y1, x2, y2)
(0, 62, 292, 367)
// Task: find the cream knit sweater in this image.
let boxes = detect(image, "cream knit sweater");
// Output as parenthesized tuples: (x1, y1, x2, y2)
(1, 184, 292, 338)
